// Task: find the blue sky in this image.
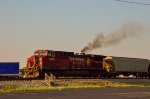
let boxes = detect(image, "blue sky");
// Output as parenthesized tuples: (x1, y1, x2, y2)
(0, 0, 150, 68)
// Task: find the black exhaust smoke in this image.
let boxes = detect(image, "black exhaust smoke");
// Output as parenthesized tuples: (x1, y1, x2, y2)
(81, 22, 143, 53)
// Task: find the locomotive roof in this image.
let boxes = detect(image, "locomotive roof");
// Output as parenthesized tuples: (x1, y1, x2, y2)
(35, 50, 73, 53)
(34, 49, 106, 57)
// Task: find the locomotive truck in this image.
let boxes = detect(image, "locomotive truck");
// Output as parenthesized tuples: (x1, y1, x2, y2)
(24, 50, 150, 79)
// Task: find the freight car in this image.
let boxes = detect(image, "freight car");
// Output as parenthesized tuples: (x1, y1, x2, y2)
(0, 62, 20, 80)
(24, 50, 106, 78)
(103, 56, 150, 78)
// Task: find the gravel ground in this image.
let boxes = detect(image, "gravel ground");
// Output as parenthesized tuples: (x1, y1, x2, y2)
(0, 80, 48, 89)
(53, 78, 150, 87)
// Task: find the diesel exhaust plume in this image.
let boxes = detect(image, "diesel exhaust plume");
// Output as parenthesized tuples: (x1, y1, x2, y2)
(81, 22, 142, 53)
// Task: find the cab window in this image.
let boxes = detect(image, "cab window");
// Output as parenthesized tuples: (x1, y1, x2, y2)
(34, 52, 39, 56)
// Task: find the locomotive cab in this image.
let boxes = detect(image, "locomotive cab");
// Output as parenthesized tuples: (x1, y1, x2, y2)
(24, 50, 50, 78)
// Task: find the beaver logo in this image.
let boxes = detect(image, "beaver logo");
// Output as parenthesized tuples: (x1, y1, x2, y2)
(86, 58, 91, 67)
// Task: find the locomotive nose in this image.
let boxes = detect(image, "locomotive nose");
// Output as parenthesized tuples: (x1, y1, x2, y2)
(38, 57, 42, 61)
(38, 57, 43, 67)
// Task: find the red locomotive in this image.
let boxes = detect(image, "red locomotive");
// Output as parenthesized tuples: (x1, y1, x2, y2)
(24, 50, 105, 78)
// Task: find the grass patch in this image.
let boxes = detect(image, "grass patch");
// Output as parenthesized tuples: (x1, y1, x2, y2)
(1, 84, 150, 92)
(0, 86, 62, 92)
(0, 84, 17, 92)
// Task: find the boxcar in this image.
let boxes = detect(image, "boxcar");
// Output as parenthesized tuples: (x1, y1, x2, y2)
(0, 62, 19, 79)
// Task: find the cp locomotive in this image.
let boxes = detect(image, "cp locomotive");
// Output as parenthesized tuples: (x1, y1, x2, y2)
(24, 50, 105, 78)
(24, 50, 150, 78)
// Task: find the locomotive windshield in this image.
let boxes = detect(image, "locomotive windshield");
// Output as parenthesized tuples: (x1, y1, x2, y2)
(34, 52, 48, 56)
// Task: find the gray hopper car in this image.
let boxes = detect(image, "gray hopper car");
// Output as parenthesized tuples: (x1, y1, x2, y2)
(103, 56, 150, 78)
